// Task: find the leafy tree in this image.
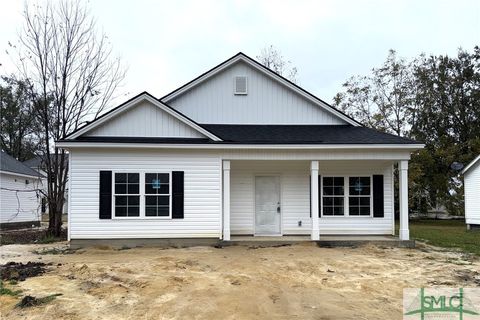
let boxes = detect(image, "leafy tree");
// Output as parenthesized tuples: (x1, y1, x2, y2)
(257, 45, 298, 83)
(333, 47, 480, 216)
(9, 0, 125, 236)
(0, 76, 40, 161)
(333, 50, 421, 216)
(412, 47, 480, 215)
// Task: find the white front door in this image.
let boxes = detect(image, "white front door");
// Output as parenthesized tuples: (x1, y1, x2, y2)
(255, 176, 281, 235)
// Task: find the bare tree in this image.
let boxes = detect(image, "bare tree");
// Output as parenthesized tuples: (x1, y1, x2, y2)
(9, 0, 125, 236)
(257, 45, 298, 83)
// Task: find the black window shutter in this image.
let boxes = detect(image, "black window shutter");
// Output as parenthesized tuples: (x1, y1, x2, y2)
(373, 175, 384, 218)
(172, 171, 184, 219)
(99, 171, 112, 219)
(318, 175, 321, 218)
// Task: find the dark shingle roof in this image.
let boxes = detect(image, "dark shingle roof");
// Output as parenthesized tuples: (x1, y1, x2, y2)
(201, 125, 420, 144)
(23, 155, 69, 170)
(61, 125, 421, 145)
(1, 151, 42, 177)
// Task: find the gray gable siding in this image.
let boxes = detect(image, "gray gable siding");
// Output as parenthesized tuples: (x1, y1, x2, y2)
(85, 100, 206, 138)
(166, 61, 347, 125)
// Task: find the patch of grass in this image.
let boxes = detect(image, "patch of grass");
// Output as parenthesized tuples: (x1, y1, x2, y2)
(397, 219, 480, 256)
(0, 281, 22, 296)
(16, 294, 62, 308)
(33, 247, 75, 255)
(0, 229, 67, 245)
(444, 257, 472, 265)
(38, 234, 58, 244)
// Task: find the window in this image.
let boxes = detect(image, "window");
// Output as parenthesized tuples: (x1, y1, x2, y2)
(321, 176, 373, 217)
(322, 177, 345, 216)
(113, 172, 171, 218)
(114, 173, 140, 217)
(145, 173, 170, 217)
(348, 177, 371, 216)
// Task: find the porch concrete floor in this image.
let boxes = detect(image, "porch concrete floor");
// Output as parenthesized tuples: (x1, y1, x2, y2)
(231, 235, 397, 241)
(227, 235, 414, 247)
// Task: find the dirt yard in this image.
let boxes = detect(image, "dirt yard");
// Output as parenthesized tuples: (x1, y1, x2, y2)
(0, 242, 479, 319)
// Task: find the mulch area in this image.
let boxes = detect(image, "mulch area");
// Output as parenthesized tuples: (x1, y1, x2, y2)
(0, 262, 49, 281)
(0, 228, 67, 245)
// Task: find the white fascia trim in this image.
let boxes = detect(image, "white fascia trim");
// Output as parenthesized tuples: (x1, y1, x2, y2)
(67, 94, 222, 141)
(55, 142, 425, 150)
(0, 170, 43, 179)
(462, 154, 480, 174)
(161, 54, 360, 127)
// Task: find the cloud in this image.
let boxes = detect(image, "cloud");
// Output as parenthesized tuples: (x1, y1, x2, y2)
(0, 0, 478, 108)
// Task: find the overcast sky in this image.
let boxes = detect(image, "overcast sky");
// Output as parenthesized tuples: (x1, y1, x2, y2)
(0, 0, 479, 106)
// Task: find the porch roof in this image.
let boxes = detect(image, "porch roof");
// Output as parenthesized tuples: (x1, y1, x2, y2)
(57, 125, 422, 146)
(202, 125, 420, 145)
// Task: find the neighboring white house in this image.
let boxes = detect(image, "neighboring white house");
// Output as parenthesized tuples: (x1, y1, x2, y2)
(462, 155, 480, 230)
(23, 155, 69, 215)
(0, 151, 43, 229)
(56, 52, 424, 246)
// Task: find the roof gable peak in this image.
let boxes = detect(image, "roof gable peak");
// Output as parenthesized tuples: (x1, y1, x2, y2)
(64, 92, 222, 141)
(161, 52, 361, 127)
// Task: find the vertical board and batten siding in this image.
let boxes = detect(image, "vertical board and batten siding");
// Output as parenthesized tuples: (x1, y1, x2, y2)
(69, 149, 221, 239)
(85, 101, 205, 138)
(166, 61, 347, 125)
(0, 173, 41, 223)
(230, 160, 394, 235)
(464, 162, 480, 225)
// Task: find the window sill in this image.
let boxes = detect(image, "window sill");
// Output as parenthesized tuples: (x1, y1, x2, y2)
(111, 216, 173, 220)
(320, 215, 374, 218)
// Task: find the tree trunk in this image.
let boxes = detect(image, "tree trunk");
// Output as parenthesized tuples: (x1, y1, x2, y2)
(47, 199, 64, 237)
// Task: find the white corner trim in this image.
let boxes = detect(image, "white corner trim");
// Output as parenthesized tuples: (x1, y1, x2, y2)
(66, 93, 222, 141)
(461, 154, 480, 174)
(161, 54, 360, 127)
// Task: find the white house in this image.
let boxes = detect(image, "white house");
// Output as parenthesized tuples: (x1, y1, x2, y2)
(0, 151, 43, 229)
(23, 155, 69, 215)
(56, 53, 423, 246)
(462, 155, 480, 230)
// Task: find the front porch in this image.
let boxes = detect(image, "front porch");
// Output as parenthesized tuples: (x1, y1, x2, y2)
(222, 159, 411, 242)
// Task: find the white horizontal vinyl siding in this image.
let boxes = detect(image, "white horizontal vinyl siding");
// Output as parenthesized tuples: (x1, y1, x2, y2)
(318, 161, 393, 235)
(230, 160, 393, 235)
(68, 147, 402, 239)
(464, 163, 480, 225)
(230, 161, 311, 235)
(86, 100, 205, 138)
(0, 173, 41, 223)
(69, 149, 221, 239)
(167, 61, 347, 125)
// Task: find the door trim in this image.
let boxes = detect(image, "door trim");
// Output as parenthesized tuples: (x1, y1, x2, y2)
(253, 174, 282, 236)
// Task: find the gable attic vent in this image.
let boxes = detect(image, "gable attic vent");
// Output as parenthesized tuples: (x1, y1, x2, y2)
(234, 76, 247, 95)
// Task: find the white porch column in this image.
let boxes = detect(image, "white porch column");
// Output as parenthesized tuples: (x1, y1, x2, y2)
(399, 160, 410, 241)
(311, 161, 320, 240)
(223, 160, 231, 241)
